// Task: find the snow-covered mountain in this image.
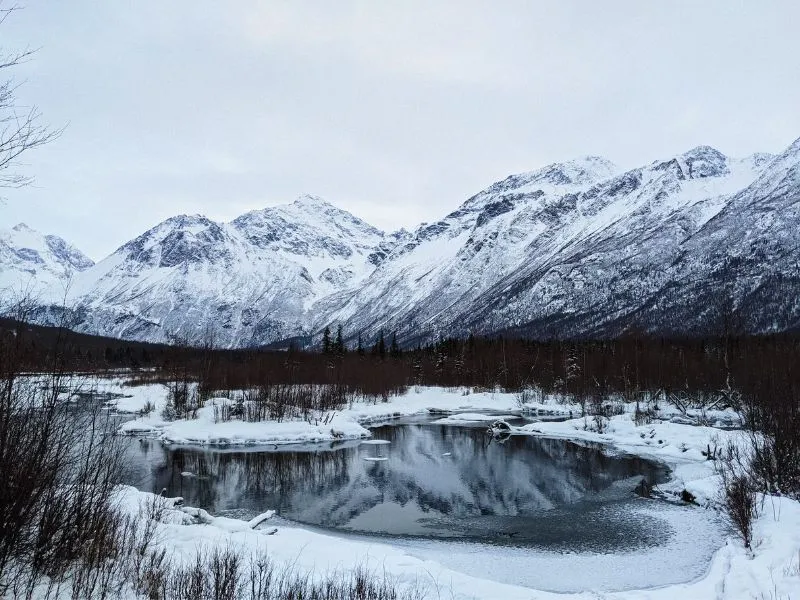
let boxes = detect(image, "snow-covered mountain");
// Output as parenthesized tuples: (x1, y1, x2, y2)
(623, 139, 800, 335)
(55, 195, 386, 346)
(6, 137, 800, 347)
(316, 145, 785, 343)
(0, 223, 94, 302)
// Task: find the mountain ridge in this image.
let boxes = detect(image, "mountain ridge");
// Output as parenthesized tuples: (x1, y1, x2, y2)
(4, 138, 800, 347)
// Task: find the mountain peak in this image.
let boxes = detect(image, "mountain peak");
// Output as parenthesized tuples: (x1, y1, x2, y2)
(114, 213, 219, 261)
(234, 195, 381, 234)
(464, 155, 618, 211)
(12, 222, 35, 233)
(560, 154, 618, 176)
(0, 224, 93, 295)
(3, 223, 93, 270)
(681, 145, 725, 159)
(285, 194, 353, 219)
(524, 155, 618, 189)
(164, 214, 214, 228)
(292, 194, 332, 209)
(277, 195, 384, 238)
(656, 145, 730, 179)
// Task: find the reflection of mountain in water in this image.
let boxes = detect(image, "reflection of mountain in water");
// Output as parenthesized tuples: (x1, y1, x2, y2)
(127, 425, 667, 542)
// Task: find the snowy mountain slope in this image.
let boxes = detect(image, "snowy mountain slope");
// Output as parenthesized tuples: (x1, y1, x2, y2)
(230, 195, 384, 305)
(316, 146, 778, 343)
(10, 138, 800, 347)
(0, 223, 94, 301)
(620, 137, 800, 335)
(312, 157, 623, 335)
(57, 196, 387, 346)
(450, 147, 779, 339)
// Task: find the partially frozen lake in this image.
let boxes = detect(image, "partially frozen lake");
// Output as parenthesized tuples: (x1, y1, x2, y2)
(121, 420, 726, 592)
(126, 422, 670, 546)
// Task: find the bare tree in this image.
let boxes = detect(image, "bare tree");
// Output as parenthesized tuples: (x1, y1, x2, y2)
(0, 3, 60, 189)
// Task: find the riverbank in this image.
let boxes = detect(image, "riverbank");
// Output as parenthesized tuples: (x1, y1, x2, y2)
(115, 385, 571, 445)
(116, 386, 533, 445)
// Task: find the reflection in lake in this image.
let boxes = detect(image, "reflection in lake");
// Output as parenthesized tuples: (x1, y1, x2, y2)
(123, 424, 670, 550)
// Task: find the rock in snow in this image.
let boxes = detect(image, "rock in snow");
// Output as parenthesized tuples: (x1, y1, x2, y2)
(6, 137, 800, 346)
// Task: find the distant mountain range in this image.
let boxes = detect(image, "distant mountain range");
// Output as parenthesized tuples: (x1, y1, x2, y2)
(3, 136, 800, 348)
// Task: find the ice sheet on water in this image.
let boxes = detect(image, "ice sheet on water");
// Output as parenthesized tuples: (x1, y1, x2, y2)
(389, 501, 726, 593)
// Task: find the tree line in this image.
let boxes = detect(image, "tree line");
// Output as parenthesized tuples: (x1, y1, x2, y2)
(4, 316, 799, 403)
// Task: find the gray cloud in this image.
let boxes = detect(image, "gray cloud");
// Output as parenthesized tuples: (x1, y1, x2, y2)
(2, 0, 799, 260)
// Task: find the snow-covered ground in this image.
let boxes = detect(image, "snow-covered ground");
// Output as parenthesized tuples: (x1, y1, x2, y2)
(116, 386, 532, 446)
(104, 383, 800, 598)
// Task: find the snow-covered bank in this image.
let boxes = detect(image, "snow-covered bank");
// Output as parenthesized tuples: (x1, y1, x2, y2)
(103, 379, 168, 414)
(118, 387, 527, 446)
(517, 414, 739, 505)
(113, 485, 800, 600)
(122, 401, 372, 446)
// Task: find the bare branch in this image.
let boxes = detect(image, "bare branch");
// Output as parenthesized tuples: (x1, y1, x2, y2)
(0, 5, 58, 188)
(0, 3, 22, 28)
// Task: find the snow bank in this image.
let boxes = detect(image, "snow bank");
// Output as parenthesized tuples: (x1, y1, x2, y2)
(107, 381, 168, 414)
(112, 485, 547, 600)
(432, 412, 518, 424)
(118, 387, 523, 446)
(517, 414, 743, 505)
(120, 399, 371, 446)
(116, 384, 742, 449)
(111, 484, 800, 600)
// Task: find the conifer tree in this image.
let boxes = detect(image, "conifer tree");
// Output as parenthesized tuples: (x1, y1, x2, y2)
(335, 324, 345, 356)
(434, 338, 446, 380)
(357, 333, 365, 356)
(374, 330, 386, 359)
(390, 331, 401, 358)
(412, 352, 423, 384)
(322, 326, 331, 355)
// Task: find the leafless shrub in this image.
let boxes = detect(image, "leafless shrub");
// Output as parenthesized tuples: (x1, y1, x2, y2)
(162, 371, 192, 420)
(582, 380, 623, 433)
(782, 549, 800, 579)
(514, 387, 542, 407)
(715, 440, 758, 549)
(213, 383, 352, 424)
(634, 398, 657, 426)
(0, 301, 130, 596)
(128, 545, 422, 600)
(139, 399, 156, 417)
(742, 382, 800, 499)
(0, 2, 61, 190)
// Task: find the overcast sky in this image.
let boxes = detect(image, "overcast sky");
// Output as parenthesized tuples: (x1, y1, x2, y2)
(2, 1, 799, 260)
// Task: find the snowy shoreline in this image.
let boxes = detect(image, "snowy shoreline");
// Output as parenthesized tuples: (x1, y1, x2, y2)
(116, 386, 564, 446)
(106, 381, 800, 598)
